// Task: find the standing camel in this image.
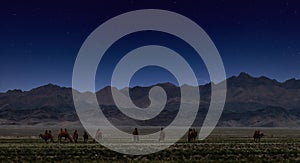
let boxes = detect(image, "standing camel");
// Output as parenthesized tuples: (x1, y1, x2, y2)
(58, 128, 73, 143)
(39, 130, 54, 143)
(253, 130, 264, 141)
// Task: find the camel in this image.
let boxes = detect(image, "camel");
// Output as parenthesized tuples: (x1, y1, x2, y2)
(58, 128, 73, 143)
(39, 130, 54, 143)
(253, 130, 264, 141)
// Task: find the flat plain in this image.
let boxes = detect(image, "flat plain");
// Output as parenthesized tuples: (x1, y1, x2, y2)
(0, 127, 299, 162)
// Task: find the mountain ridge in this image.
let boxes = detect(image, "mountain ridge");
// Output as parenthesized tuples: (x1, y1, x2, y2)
(0, 72, 300, 127)
(3, 72, 300, 93)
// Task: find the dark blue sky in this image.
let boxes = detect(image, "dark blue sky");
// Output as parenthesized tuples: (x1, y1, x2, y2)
(1, 0, 300, 92)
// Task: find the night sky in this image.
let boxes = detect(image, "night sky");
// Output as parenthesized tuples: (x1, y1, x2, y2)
(1, 0, 300, 92)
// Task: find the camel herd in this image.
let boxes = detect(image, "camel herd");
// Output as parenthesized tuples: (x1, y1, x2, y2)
(39, 128, 102, 143)
(253, 129, 264, 141)
(39, 128, 264, 143)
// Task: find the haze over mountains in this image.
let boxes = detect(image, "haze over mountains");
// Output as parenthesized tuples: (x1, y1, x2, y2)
(0, 72, 299, 127)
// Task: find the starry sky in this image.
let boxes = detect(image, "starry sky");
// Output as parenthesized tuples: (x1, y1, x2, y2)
(1, 0, 300, 92)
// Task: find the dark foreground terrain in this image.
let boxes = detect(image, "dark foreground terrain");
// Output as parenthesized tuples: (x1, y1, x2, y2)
(0, 128, 299, 162)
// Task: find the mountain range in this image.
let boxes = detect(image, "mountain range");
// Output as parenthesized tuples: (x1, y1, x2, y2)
(0, 72, 299, 127)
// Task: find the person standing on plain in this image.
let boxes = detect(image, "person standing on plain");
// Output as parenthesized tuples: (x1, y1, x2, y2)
(159, 128, 165, 142)
(133, 128, 139, 143)
(93, 128, 102, 143)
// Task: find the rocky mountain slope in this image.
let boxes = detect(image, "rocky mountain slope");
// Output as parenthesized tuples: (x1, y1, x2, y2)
(0, 72, 299, 127)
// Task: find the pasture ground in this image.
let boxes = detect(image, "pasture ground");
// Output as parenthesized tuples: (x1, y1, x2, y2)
(0, 127, 299, 162)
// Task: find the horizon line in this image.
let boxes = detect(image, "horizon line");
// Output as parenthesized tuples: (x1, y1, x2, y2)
(2, 72, 300, 93)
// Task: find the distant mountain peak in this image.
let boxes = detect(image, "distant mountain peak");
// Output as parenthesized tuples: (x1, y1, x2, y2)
(44, 83, 61, 88)
(32, 83, 61, 90)
(227, 72, 254, 83)
(6, 89, 23, 94)
(237, 72, 252, 79)
(27, 83, 70, 96)
(282, 78, 300, 89)
(284, 78, 298, 83)
(156, 82, 177, 88)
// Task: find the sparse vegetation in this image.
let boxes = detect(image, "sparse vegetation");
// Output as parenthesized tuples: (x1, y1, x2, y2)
(0, 128, 299, 162)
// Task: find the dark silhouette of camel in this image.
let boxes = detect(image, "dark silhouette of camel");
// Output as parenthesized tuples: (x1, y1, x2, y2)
(58, 128, 73, 143)
(253, 130, 264, 141)
(39, 130, 54, 143)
